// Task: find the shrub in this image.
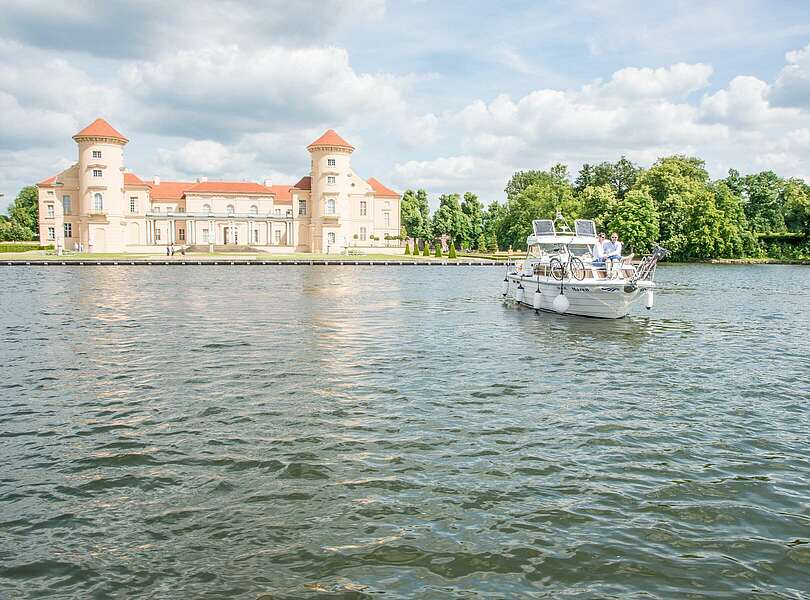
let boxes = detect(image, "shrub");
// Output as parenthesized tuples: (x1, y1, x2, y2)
(435, 244, 443, 258)
(422, 243, 430, 256)
(448, 241, 457, 258)
(0, 243, 51, 253)
(404, 242, 411, 255)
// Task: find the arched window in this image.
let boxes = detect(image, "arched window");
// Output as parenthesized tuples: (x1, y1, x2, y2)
(203, 203, 211, 214)
(226, 204, 235, 215)
(327, 232, 336, 245)
(93, 193, 103, 212)
(326, 198, 335, 215)
(250, 205, 258, 215)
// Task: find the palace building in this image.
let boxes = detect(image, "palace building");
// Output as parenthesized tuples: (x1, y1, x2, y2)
(36, 119, 401, 253)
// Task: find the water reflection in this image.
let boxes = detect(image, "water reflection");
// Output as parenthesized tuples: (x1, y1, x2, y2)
(1, 264, 809, 598)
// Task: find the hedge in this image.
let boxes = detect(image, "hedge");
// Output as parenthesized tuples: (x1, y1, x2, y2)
(0, 244, 53, 253)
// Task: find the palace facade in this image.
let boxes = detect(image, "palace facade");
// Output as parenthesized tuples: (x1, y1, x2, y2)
(37, 119, 401, 253)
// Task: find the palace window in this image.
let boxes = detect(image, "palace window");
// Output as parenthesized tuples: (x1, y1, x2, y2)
(298, 199, 307, 215)
(327, 176, 336, 185)
(360, 201, 367, 216)
(384, 212, 390, 227)
(92, 150, 102, 159)
(274, 229, 281, 244)
(130, 197, 137, 213)
(47, 227, 55, 241)
(93, 193, 103, 212)
(202, 228, 209, 243)
(251, 229, 259, 244)
(154, 206, 161, 213)
(47, 204, 54, 218)
(226, 204, 235, 215)
(360, 227, 367, 241)
(63, 195, 71, 215)
(47, 190, 54, 195)
(326, 198, 335, 215)
(250, 205, 258, 215)
(93, 169, 102, 177)
(64, 223, 72, 238)
(155, 228, 161, 241)
(327, 232, 336, 245)
(274, 208, 281, 216)
(327, 158, 336, 167)
(178, 228, 185, 241)
(166, 207, 174, 214)
(203, 203, 211, 214)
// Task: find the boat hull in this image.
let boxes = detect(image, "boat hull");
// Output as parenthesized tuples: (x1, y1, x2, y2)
(505, 274, 651, 319)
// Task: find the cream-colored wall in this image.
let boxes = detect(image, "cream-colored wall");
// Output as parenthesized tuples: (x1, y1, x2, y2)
(37, 130, 398, 253)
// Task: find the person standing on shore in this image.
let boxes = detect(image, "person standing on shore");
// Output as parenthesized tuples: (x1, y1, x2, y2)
(603, 232, 623, 278)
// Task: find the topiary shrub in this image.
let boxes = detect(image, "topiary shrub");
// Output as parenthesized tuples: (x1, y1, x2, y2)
(422, 244, 430, 256)
(404, 242, 411, 255)
(448, 241, 457, 258)
(435, 244, 443, 258)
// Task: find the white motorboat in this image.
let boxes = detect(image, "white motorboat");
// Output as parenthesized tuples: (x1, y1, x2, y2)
(502, 217, 666, 319)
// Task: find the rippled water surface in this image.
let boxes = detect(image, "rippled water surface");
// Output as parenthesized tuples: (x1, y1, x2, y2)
(1, 264, 809, 599)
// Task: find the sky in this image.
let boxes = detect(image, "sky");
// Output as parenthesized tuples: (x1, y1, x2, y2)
(2, 0, 810, 213)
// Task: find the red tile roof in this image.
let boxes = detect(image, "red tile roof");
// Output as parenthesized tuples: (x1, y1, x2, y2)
(150, 181, 194, 200)
(123, 172, 148, 187)
(367, 177, 399, 197)
(73, 118, 128, 143)
(185, 181, 275, 195)
(37, 175, 57, 186)
(267, 185, 294, 203)
(294, 176, 312, 190)
(307, 129, 353, 151)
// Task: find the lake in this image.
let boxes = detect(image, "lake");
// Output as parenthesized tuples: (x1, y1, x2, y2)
(1, 264, 808, 598)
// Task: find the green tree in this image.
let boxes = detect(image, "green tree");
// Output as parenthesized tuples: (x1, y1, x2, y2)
(712, 183, 758, 257)
(783, 178, 810, 234)
(505, 170, 549, 202)
(575, 157, 639, 198)
(499, 169, 580, 250)
(422, 243, 430, 257)
(738, 171, 786, 232)
(0, 220, 35, 242)
(636, 155, 709, 259)
(461, 192, 484, 249)
(6, 186, 39, 238)
(603, 188, 659, 254)
(578, 184, 617, 231)
(476, 234, 487, 252)
(401, 189, 431, 242)
(431, 193, 468, 243)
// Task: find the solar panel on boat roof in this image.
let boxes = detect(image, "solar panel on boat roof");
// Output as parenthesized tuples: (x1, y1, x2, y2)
(533, 220, 555, 236)
(575, 219, 596, 237)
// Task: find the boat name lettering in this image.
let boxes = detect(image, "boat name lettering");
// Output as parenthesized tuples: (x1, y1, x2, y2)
(601, 287, 619, 292)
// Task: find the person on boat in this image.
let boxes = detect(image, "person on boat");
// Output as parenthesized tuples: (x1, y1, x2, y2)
(592, 233, 606, 267)
(603, 232, 623, 278)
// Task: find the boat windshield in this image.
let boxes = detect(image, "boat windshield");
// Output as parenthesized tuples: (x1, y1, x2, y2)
(568, 244, 592, 258)
(528, 243, 565, 257)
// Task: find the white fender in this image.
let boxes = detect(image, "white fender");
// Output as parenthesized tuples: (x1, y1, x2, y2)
(645, 289, 654, 310)
(532, 289, 542, 309)
(501, 278, 509, 296)
(516, 285, 525, 303)
(552, 293, 570, 314)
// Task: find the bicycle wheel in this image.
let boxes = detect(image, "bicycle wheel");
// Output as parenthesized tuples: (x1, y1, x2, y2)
(570, 256, 586, 281)
(549, 257, 564, 281)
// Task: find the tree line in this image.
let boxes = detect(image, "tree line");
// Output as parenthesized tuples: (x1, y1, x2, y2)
(400, 155, 810, 260)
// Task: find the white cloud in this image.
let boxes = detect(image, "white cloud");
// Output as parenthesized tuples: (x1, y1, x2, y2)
(772, 42, 810, 108)
(157, 140, 255, 178)
(594, 63, 713, 99)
